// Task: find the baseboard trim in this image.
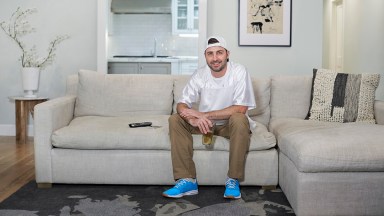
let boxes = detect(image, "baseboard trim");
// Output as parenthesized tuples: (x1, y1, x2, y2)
(0, 124, 34, 136)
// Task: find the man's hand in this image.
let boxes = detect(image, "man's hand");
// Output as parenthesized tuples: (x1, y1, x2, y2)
(177, 103, 213, 134)
(188, 117, 213, 135)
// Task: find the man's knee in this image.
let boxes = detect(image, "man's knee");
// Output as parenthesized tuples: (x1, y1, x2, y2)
(229, 113, 248, 125)
(169, 113, 182, 125)
(229, 113, 249, 128)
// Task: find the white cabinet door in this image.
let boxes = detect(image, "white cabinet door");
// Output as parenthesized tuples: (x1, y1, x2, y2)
(172, 0, 198, 34)
(108, 62, 171, 74)
(140, 63, 171, 74)
(108, 62, 139, 74)
(179, 59, 198, 75)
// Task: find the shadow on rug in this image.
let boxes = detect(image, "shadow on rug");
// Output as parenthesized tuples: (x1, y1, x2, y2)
(0, 181, 295, 216)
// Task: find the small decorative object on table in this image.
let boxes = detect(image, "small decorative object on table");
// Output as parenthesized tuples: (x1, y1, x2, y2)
(0, 7, 69, 98)
(21, 67, 40, 98)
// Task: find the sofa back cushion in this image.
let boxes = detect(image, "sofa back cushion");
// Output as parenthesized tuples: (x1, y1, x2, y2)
(74, 70, 174, 117)
(248, 77, 271, 126)
(173, 76, 271, 126)
(172, 75, 198, 113)
(270, 75, 313, 120)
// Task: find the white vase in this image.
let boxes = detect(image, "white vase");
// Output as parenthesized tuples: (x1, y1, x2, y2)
(21, 67, 40, 98)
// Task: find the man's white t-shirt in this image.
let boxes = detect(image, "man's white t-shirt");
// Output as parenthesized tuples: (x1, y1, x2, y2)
(178, 61, 257, 129)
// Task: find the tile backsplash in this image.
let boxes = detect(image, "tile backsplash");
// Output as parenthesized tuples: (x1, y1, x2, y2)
(108, 14, 198, 57)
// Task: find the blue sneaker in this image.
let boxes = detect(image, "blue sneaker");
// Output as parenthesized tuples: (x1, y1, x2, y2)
(224, 178, 241, 199)
(162, 178, 198, 198)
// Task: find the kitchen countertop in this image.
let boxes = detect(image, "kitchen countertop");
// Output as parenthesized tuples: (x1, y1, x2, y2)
(108, 56, 197, 63)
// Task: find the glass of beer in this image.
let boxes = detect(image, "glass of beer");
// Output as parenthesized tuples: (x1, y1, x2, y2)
(202, 123, 215, 145)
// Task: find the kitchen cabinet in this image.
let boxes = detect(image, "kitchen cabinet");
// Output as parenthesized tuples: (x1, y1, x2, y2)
(140, 62, 171, 74)
(172, 0, 198, 34)
(108, 62, 171, 74)
(179, 59, 198, 75)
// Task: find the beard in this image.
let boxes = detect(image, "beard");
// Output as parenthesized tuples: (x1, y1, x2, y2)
(208, 59, 227, 72)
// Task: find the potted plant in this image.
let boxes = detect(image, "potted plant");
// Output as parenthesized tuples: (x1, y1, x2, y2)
(0, 7, 69, 98)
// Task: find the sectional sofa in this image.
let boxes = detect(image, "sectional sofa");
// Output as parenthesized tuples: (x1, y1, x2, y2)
(34, 70, 384, 215)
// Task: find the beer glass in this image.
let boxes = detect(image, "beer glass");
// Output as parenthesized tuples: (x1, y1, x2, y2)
(202, 123, 215, 145)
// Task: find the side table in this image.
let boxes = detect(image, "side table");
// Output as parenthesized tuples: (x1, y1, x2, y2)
(8, 96, 48, 144)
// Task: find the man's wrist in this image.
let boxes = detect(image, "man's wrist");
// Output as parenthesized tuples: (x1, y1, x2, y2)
(204, 112, 212, 120)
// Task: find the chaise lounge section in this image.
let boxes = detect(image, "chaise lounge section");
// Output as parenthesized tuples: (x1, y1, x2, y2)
(269, 75, 384, 216)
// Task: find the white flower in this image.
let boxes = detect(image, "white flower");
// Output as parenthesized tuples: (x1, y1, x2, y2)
(0, 7, 69, 70)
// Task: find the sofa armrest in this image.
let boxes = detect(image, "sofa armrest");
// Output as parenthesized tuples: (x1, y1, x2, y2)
(33, 95, 77, 183)
(375, 100, 384, 125)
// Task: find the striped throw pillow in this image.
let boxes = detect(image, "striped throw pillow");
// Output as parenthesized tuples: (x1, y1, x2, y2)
(306, 68, 380, 123)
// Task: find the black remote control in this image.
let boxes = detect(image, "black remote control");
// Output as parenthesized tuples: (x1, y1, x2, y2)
(129, 122, 152, 128)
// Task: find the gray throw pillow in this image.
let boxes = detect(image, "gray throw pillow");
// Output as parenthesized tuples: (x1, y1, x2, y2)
(306, 68, 380, 123)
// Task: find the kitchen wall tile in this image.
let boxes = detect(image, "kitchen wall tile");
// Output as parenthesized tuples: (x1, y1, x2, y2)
(108, 14, 198, 57)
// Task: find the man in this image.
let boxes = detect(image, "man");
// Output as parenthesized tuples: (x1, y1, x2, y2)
(162, 36, 256, 199)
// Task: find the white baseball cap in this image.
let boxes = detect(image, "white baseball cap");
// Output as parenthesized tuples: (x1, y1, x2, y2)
(205, 36, 228, 51)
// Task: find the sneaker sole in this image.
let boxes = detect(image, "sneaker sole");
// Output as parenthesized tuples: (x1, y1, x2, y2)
(162, 190, 198, 198)
(223, 194, 241, 199)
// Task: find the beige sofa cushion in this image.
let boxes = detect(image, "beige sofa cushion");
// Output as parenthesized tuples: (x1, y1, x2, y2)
(270, 118, 384, 172)
(52, 117, 275, 151)
(248, 77, 271, 126)
(74, 70, 174, 117)
(53, 115, 171, 150)
(270, 75, 313, 120)
(172, 75, 197, 113)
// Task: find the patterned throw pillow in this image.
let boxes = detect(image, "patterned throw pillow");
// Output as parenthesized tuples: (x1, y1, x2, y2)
(306, 68, 380, 123)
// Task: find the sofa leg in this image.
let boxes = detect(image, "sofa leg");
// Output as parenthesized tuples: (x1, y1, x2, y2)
(262, 185, 277, 190)
(37, 183, 52, 188)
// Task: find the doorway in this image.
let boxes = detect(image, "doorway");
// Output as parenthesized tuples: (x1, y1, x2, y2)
(329, 0, 344, 72)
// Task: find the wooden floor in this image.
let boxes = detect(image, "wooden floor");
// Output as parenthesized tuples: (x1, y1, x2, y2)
(0, 136, 35, 202)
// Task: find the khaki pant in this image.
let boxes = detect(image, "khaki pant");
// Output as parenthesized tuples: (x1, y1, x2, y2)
(168, 113, 251, 180)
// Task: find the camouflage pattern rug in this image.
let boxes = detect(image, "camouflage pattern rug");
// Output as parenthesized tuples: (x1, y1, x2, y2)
(0, 181, 295, 216)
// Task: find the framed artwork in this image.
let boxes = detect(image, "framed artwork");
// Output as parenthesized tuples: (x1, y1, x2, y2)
(238, 0, 292, 46)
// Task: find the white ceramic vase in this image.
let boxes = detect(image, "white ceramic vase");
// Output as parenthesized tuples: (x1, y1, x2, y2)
(22, 67, 40, 98)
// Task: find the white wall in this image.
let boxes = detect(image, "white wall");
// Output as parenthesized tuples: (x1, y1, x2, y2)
(0, 0, 97, 135)
(0, 0, 330, 135)
(344, 0, 384, 100)
(323, 0, 384, 100)
(0, 0, 324, 135)
(207, 0, 323, 78)
(322, 0, 331, 69)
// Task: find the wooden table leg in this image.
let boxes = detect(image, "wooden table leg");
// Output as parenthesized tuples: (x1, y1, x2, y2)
(15, 99, 47, 144)
(15, 100, 29, 144)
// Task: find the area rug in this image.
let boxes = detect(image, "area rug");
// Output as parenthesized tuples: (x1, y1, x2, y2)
(0, 181, 295, 216)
